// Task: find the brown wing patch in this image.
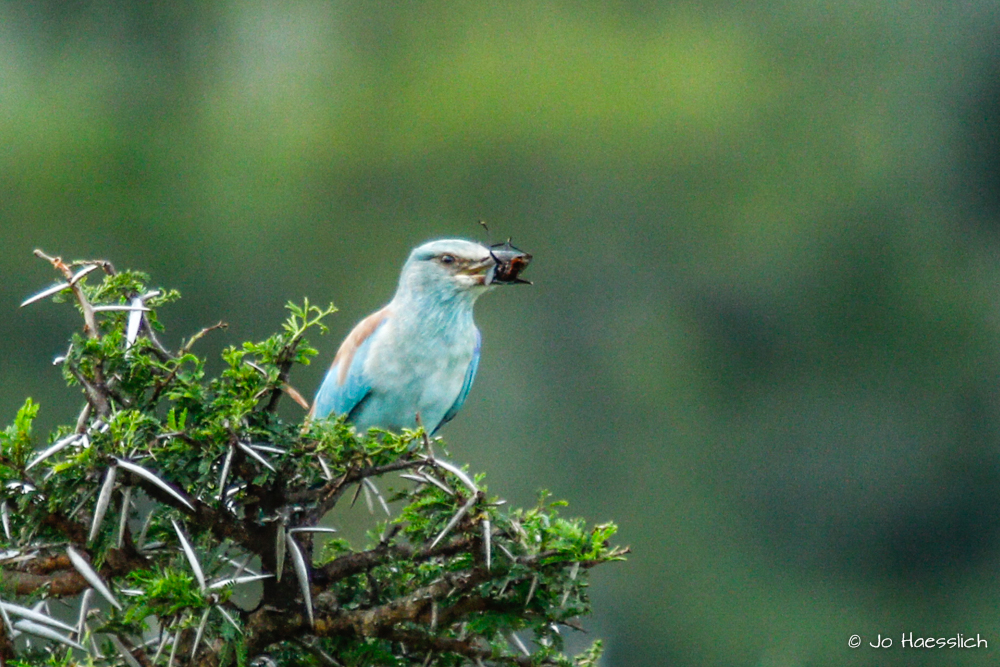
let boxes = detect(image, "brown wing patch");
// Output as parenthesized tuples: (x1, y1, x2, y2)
(333, 306, 391, 386)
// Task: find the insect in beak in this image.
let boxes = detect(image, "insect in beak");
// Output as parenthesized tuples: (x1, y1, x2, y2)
(489, 239, 532, 284)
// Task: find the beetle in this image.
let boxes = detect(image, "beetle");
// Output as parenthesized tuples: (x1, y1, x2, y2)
(489, 239, 532, 284)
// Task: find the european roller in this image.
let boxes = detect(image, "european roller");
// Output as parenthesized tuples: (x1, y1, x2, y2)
(311, 238, 531, 435)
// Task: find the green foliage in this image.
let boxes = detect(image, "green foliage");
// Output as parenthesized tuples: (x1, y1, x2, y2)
(0, 399, 38, 471)
(0, 257, 625, 666)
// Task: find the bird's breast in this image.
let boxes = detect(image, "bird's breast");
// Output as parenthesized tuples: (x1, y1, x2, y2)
(366, 322, 475, 385)
(359, 318, 476, 429)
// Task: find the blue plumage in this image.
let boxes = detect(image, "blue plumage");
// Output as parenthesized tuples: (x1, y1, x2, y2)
(311, 239, 528, 435)
(439, 328, 481, 429)
(310, 311, 387, 422)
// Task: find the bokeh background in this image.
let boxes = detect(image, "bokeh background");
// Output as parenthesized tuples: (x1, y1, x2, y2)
(4, 1, 1000, 665)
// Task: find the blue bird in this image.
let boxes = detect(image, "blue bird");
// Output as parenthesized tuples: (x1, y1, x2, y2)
(311, 238, 531, 435)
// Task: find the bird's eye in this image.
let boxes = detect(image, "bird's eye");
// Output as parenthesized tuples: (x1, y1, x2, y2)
(440, 254, 455, 265)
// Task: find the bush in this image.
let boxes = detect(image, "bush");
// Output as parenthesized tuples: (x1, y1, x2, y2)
(0, 252, 626, 667)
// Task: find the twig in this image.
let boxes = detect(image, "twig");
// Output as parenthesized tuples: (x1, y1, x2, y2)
(315, 534, 475, 585)
(33, 250, 102, 339)
(149, 322, 226, 402)
(308, 458, 423, 524)
(64, 362, 111, 417)
(74, 403, 91, 434)
(180, 322, 228, 356)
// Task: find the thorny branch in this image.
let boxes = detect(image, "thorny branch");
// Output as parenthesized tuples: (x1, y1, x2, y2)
(0, 256, 623, 666)
(32, 250, 112, 339)
(33, 250, 117, 418)
(2, 544, 149, 597)
(244, 552, 596, 667)
(314, 534, 477, 585)
(0, 613, 14, 662)
(305, 457, 425, 524)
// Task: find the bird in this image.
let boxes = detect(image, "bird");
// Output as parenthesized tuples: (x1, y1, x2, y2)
(311, 238, 531, 435)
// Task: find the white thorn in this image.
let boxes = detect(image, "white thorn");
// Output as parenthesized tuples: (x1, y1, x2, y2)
(66, 546, 122, 611)
(286, 532, 314, 627)
(483, 519, 492, 571)
(190, 607, 211, 662)
(428, 493, 478, 550)
(111, 634, 143, 667)
(171, 519, 206, 592)
(114, 457, 195, 511)
(20, 282, 70, 308)
(13, 619, 85, 651)
(125, 297, 144, 348)
(208, 573, 274, 590)
(117, 486, 132, 548)
(89, 465, 117, 543)
(0, 601, 77, 633)
(237, 440, 276, 472)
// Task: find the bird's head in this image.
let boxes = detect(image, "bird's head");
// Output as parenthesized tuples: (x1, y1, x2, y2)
(400, 238, 531, 301)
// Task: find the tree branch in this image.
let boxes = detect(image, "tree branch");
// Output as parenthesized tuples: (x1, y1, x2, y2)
(22, 553, 72, 576)
(33, 250, 102, 339)
(6, 256, 621, 667)
(0, 610, 15, 662)
(0, 544, 146, 597)
(241, 562, 567, 665)
(263, 336, 304, 414)
(0, 567, 88, 597)
(315, 535, 476, 585)
(65, 361, 111, 417)
(305, 458, 423, 524)
(42, 510, 89, 545)
(388, 628, 550, 666)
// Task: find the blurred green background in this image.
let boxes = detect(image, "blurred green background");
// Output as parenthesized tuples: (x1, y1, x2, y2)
(5, 1, 1000, 665)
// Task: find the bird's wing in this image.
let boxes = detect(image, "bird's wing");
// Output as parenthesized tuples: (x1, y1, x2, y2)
(437, 327, 481, 432)
(310, 306, 391, 420)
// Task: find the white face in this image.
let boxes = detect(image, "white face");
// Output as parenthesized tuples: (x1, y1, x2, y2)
(406, 239, 497, 293)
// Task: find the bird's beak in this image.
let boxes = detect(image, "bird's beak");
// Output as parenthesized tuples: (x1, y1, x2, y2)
(489, 241, 532, 285)
(456, 258, 497, 287)
(460, 258, 497, 277)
